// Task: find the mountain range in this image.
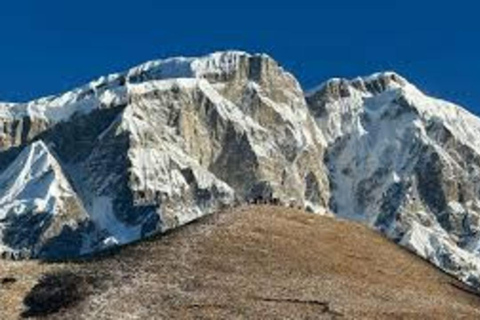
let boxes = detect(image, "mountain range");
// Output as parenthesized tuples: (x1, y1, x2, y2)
(1, 51, 480, 290)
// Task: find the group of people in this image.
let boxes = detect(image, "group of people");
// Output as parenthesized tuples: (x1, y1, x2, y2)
(248, 196, 283, 206)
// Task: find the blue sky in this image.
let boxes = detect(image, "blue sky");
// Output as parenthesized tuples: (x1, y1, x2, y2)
(1, 1, 479, 113)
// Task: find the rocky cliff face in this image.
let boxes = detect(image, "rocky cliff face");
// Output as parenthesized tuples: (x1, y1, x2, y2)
(1, 51, 480, 289)
(0, 51, 329, 260)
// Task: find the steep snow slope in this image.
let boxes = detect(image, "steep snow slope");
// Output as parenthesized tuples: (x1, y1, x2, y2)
(0, 141, 89, 259)
(307, 72, 480, 287)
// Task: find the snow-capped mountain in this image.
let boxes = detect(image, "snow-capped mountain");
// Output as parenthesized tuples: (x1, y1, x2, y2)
(1, 51, 480, 289)
(307, 73, 480, 286)
(0, 51, 329, 260)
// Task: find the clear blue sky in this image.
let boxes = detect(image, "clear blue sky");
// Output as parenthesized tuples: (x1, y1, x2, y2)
(1, 1, 479, 113)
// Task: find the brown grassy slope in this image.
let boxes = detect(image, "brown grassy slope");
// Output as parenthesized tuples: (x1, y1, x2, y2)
(2, 205, 480, 319)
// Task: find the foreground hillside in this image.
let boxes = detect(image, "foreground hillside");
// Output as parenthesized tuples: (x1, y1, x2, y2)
(1, 206, 479, 319)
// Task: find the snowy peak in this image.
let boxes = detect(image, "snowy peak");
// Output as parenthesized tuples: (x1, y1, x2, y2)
(0, 50, 327, 258)
(306, 69, 480, 287)
(355, 71, 409, 94)
(0, 51, 281, 126)
(0, 141, 69, 211)
(306, 71, 411, 102)
(305, 72, 414, 142)
(0, 140, 88, 259)
(126, 50, 253, 83)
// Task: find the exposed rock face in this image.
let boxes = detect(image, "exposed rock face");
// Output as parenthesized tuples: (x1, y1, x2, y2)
(0, 51, 329, 259)
(2, 52, 480, 290)
(307, 72, 480, 287)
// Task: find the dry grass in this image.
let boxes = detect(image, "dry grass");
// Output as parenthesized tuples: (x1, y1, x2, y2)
(0, 261, 59, 318)
(1, 205, 480, 319)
